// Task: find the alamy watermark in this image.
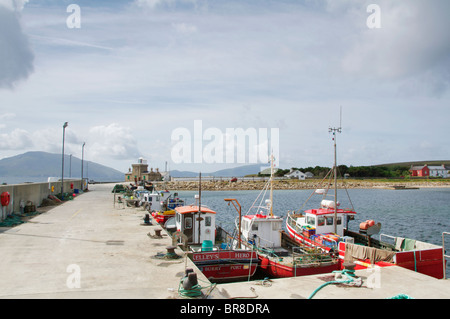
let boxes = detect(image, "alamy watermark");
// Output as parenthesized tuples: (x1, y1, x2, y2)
(65, 4, 380, 30)
(365, 265, 381, 289)
(367, 4, 381, 29)
(66, 264, 81, 289)
(171, 120, 280, 166)
(66, 4, 81, 29)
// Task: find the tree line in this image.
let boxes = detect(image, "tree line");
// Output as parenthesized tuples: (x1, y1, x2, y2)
(269, 165, 411, 178)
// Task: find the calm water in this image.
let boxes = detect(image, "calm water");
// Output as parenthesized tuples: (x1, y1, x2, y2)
(176, 188, 450, 248)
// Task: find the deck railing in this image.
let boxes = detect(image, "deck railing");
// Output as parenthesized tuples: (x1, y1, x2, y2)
(442, 232, 450, 279)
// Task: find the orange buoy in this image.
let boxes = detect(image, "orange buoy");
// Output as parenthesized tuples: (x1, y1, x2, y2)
(368, 220, 375, 227)
(360, 222, 369, 230)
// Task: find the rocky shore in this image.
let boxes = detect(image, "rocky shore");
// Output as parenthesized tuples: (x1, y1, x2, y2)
(159, 179, 450, 191)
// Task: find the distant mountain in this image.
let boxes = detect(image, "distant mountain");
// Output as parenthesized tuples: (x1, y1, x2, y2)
(170, 164, 265, 178)
(210, 164, 264, 177)
(169, 170, 199, 178)
(0, 151, 124, 183)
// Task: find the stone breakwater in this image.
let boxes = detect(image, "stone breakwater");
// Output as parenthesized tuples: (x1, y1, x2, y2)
(162, 179, 450, 191)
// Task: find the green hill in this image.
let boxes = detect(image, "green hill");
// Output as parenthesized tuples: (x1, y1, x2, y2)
(373, 161, 450, 168)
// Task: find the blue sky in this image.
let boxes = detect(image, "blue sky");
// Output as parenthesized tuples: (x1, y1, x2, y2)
(1, 0, 449, 173)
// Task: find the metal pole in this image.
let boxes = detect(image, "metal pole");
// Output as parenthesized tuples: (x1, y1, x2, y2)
(329, 127, 341, 234)
(224, 198, 242, 249)
(269, 152, 274, 216)
(61, 122, 68, 198)
(443, 232, 450, 279)
(198, 172, 201, 244)
(334, 132, 338, 234)
(81, 142, 85, 190)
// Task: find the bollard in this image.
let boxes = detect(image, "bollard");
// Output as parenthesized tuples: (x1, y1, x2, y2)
(142, 214, 152, 225)
(182, 272, 198, 290)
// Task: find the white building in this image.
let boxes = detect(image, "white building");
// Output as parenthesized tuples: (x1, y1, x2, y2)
(428, 165, 450, 178)
(284, 169, 306, 180)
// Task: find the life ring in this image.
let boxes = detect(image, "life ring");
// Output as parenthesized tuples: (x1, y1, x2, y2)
(1, 192, 10, 206)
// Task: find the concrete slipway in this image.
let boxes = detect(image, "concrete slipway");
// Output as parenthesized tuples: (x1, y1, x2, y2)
(0, 183, 449, 299)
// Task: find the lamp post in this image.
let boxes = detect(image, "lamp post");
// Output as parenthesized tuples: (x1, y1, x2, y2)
(61, 122, 68, 199)
(81, 142, 85, 190)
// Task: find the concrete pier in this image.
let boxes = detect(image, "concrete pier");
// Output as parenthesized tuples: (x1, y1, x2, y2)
(0, 183, 208, 299)
(0, 182, 449, 300)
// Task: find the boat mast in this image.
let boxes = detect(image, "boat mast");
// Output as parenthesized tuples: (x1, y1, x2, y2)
(329, 107, 342, 234)
(269, 152, 274, 217)
(198, 172, 202, 244)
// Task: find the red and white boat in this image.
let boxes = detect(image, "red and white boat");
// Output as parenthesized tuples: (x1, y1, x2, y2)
(173, 202, 259, 283)
(232, 154, 340, 278)
(286, 129, 446, 279)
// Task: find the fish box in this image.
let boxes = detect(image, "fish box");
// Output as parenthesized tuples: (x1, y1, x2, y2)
(302, 229, 316, 238)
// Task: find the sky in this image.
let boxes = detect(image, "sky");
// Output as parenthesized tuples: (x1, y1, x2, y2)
(0, 0, 449, 174)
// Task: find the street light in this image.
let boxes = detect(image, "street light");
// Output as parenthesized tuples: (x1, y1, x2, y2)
(61, 122, 68, 199)
(81, 142, 85, 190)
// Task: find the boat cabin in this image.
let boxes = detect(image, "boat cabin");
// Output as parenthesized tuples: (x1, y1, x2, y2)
(241, 214, 283, 248)
(137, 189, 179, 212)
(135, 188, 163, 211)
(296, 200, 356, 237)
(175, 205, 216, 245)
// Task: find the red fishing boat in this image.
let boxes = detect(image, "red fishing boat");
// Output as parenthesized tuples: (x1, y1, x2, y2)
(286, 128, 446, 279)
(189, 248, 259, 283)
(172, 175, 259, 283)
(230, 154, 340, 279)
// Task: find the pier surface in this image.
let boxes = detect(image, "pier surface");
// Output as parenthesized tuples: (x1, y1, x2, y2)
(0, 183, 449, 299)
(0, 183, 207, 299)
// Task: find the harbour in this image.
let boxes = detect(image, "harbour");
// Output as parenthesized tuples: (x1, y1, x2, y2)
(0, 182, 449, 301)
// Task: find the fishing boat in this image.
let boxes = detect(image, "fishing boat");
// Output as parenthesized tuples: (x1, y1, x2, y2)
(170, 175, 259, 283)
(173, 204, 258, 283)
(134, 187, 184, 225)
(230, 154, 340, 278)
(286, 127, 446, 279)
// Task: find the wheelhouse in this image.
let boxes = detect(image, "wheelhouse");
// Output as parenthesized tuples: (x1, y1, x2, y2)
(295, 200, 356, 237)
(241, 214, 283, 248)
(175, 205, 216, 245)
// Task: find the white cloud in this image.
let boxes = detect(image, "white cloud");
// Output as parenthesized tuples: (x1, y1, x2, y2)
(87, 124, 141, 161)
(338, 0, 450, 96)
(172, 22, 197, 34)
(0, 112, 16, 120)
(0, 0, 28, 12)
(0, 128, 32, 149)
(135, 0, 201, 10)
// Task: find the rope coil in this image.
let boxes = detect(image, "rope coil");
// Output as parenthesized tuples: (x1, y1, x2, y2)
(308, 269, 361, 299)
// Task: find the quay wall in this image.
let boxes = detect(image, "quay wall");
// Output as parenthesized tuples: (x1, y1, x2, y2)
(0, 179, 83, 216)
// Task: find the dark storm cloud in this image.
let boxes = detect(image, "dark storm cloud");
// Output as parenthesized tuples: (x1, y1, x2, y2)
(0, 5, 34, 89)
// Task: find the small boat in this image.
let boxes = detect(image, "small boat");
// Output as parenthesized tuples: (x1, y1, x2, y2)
(133, 187, 184, 225)
(232, 154, 339, 278)
(170, 174, 259, 283)
(172, 203, 259, 283)
(286, 127, 446, 279)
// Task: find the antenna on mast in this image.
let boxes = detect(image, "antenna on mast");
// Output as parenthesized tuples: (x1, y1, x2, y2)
(328, 106, 342, 234)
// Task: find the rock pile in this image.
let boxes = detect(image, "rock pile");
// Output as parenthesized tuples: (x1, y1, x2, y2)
(162, 179, 450, 191)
